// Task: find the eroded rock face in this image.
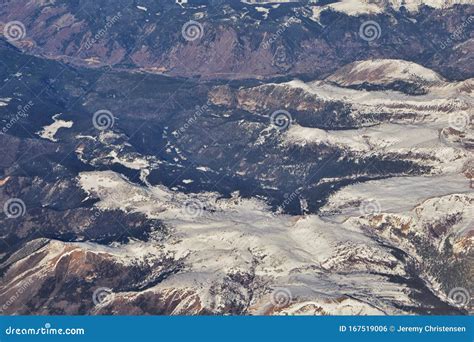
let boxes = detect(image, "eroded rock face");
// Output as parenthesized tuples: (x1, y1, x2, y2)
(0, 1, 472, 316)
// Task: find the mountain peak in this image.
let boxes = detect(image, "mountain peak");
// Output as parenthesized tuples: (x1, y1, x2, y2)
(326, 59, 445, 90)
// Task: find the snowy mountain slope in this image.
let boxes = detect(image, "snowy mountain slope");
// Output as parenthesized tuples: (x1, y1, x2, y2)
(216, 61, 473, 125)
(1, 169, 441, 314)
(326, 59, 445, 89)
(321, 175, 472, 218)
(0, 46, 472, 316)
(283, 122, 469, 173)
(30, 158, 474, 314)
(211, 59, 472, 179)
(310, 0, 473, 20)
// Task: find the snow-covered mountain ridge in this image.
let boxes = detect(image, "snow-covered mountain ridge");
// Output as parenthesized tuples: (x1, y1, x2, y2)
(1, 54, 471, 315)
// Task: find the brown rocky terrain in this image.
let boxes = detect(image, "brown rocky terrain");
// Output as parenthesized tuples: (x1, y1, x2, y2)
(0, 0, 472, 80)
